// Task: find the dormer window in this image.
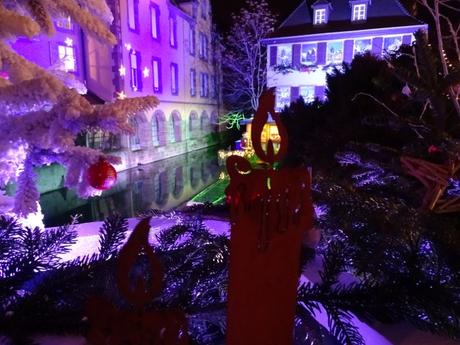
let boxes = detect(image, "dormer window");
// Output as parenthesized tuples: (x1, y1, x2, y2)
(314, 9, 327, 25)
(352, 3, 367, 21)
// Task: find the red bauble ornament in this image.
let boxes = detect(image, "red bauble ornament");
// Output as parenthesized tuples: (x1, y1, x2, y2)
(428, 145, 439, 154)
(87, 159, 117, 190)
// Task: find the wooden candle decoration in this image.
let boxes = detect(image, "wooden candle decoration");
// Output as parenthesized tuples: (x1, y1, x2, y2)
(86, 217, 189, 345)
(225, 90, 314, 345)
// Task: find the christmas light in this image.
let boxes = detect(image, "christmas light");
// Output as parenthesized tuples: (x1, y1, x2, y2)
(116, 91, 127, 100)
(143, 67, 150, 78)
(119, 65, 126, 76)
(124, 43, 132, 51)
(65, 37, 73, 46)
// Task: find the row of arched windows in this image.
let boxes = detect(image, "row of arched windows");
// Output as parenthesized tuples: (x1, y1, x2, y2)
(130, 110, 218, 150)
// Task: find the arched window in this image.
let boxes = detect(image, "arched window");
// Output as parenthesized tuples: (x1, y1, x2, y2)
(200, 111, 210, 133)
(129, 118, 141, 151)
(189, 111, 199, 138)
(154, 171, 169, 207)
(173, 167, 184, 199)
(169, 111, 182, 143)
(152, 110, 166, 146)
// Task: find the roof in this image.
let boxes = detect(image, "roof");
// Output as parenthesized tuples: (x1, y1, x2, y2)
(269, 0, 424, 39)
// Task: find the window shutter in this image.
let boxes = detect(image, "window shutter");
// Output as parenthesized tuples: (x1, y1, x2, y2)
(317, 42, 327, 65)
(372, 37, 383, 56)
(291, 87, 299, 102)
(402, 35, 412, 46)
(269, 46, 277, 66)
(292, 44, 301, 68)
(314, 85, 325, 101)
(344, 40, 354, 63)
(137, 52, 143, 91)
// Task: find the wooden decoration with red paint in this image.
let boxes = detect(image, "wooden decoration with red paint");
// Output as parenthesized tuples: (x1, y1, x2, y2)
(86, 217, 189, 345)
(401, 156, 460, 213)
(225, 89, 314, 345)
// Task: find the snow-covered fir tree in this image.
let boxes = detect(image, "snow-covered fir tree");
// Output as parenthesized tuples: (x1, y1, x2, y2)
(0, 0, 159, 224)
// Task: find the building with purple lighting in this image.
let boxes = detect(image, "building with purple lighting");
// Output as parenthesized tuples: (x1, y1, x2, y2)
(13, 0, 222, 173)
(262, 0, 427, 111)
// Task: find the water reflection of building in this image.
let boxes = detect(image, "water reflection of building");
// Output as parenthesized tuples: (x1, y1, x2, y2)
(40, 148, 221, 227)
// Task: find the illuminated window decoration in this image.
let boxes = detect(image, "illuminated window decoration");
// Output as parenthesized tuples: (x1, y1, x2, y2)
(353, 38, 372, 55)
(314, 9, 326, 25)
(142, 67, 150, 78)
(383, 36, 403, 52)
(56, 16, 73, 30)
(276, 45, 292, 66)
(119, 65, 126, 77)
(300, 86, 315, 103)
(116, 91, 127, 99)
(64, 37, 73, 46)
(301, 43, 317, 65)
(171, 63, 178, 95)
(352, 4, 367, 21)
(275, 87, 290, 111)
(58, 44, 76, 72)
(152, 57, 161, 93)
(326, 41, 344, 64)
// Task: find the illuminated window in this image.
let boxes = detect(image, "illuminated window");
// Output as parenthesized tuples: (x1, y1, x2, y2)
(383, 36, 403, 52)
(130, 51, 140, 91)
(354, 38, 372, 55)
(169, 112, 182, 143)
(276, 45, 292, 66)
(301, 43, 317, 65)
(326, 41, 344, 64)
(171, 63, 178, 95)
(276, 87, 290, 111)
(127, 0, 137, 30)
(152, 57, 161, 93)
(169, 16, 177, 48)
(190, 69, 196, 97)
(150, 4, 160, 39)
(352, 4, 366, 21)
(58, 44, 76, 72)
(56, 16, 73, 30)
(300, 86, 315, 103)
(314, 9, 326, 24)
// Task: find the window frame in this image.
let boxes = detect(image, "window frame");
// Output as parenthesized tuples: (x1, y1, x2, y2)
(169, 15, 177, 48)
(352, 4, 367, 21)
(150, 2, 160, 40)
(326, 40, 344, 65)
(170, 63, 179, 95)
(152, 56, 162, 93)
(127, 0, 139, 33)
(190, 68, 196, 97)
(301, 42, 318, 65)
(57, 43, 77, 73)
(275, 86, 291, 111)
(189, 23, 196, 56)
(129, 50, 141, 91)
(314, 8, 326, 25)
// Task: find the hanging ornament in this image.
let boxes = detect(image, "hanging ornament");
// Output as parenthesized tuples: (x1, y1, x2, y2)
(87, 159, 117, 190)
(402, 83, 412, 97)
(428, 145, 439, 154)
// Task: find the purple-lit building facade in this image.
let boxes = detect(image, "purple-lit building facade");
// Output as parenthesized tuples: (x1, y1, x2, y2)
(262, 0, 427, 110)
(13, 0, 221, 171)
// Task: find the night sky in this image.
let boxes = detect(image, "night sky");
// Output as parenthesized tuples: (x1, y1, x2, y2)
(211, 0, 417, 33)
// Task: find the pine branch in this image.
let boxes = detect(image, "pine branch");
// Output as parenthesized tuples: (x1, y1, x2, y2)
(98, 214, 128, 259)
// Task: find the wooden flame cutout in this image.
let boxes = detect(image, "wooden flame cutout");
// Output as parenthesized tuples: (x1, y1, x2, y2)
(86, 217, 189, 345)
(225, 89, 314, 345)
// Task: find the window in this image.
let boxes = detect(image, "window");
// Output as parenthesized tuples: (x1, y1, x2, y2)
(189, 112, 198, 137)
(169, 112, 181, 143)
(300, 86, 315, 103)
(58, 44, 76, 72)
(169, 16, 177, 48)
(200, 73, 209, 97)
(130, 50, 140, 91)
(56, 16, 73, 30)
(276, 45, 292, 66)
(171, 63, 178, 95)
(276, 87, 290, 111)
(383, 36, 402, 52)
(314, 9, 326, 25)
(352, 4, 366, 21)
(301, 43, 317, 65)
(201, 0, 207, 19)
(211, 75, 218, 99)
(190, 69, 196, 97)
(189, 24, 196, 55)
(354, 38, 372, 55)
(326, 41, 343, 64)
(199, 33, 208, 60)
(129, 118, 141, 150)
(127, 0, 138, 31)
(150, 4, 160, 39)
(152, 115, 160, 146)
(152, 57, 161, 93)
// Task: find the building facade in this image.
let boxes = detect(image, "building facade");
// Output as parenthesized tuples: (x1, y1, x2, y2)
(13, 0, 222, 171)
(262, 0, 427, 111)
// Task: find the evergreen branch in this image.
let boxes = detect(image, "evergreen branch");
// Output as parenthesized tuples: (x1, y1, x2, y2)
(98, 214, 128, 259)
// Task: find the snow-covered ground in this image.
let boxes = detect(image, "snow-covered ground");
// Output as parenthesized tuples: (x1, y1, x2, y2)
(20, 218, 460, 345)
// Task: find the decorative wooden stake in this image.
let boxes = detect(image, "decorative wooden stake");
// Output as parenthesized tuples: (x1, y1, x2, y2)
(86, 217, 189, 345)
(225, 90, 314, 345)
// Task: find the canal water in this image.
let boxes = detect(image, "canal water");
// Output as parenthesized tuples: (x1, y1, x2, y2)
(40, 147, 222, 227)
